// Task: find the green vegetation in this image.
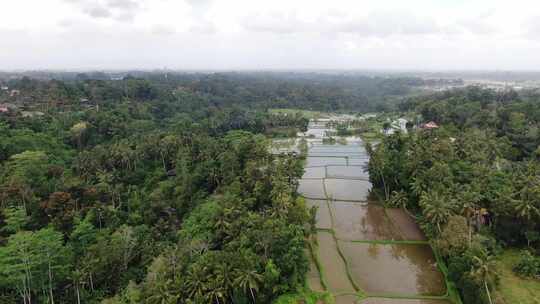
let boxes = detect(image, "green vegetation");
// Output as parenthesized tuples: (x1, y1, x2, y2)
(269, 108, 325, 120)
(5, 71, 538, 304)
(513, 250, 540, 278)
(367, 86, 540, 304)
(273, 289, 333, 304)
(495, 250, 540, 304)
(0, 74, 318, 303)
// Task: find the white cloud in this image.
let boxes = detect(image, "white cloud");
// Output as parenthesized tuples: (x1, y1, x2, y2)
(1, 0, 540, 70)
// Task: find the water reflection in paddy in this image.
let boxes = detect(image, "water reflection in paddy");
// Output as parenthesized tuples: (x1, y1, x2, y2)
(331, 203, 402, 241)
(303, 166, 326, 179)
(326, 165, 369, 180)
(339, 242, 446, 296)
(334, 295, 360, 304)
(306, 156, 347, 167)
(324, 179, 371, 201)
(347, 158, 370, 166)
(386, 209, 427, 241)
(298, 179, 326, 199)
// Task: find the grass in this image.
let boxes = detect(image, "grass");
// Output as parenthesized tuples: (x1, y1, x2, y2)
(494, 249, 540, 304)
(360, 131, 382, 142)
(273, 289, 334, 304)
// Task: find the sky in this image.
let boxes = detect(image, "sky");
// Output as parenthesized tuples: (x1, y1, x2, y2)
(1, 0, 540, 70)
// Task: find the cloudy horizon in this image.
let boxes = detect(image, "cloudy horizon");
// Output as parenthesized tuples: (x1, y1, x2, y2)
(2, 0, 540, 71)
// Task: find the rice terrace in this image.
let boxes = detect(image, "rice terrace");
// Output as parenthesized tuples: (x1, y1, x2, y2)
(278, 115, 460, 304)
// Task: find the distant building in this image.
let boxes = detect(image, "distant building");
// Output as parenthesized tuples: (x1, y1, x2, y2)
(10, 89, 20, 97)
(385, 118, 409, 135)
(0, 103, 18, 113)
(1, 86, 8, 91)
(393, 118, 408, 131)
(21, 111, 44, 118)
(420, 121, 439, 130)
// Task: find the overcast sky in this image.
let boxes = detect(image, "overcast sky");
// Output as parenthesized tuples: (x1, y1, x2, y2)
(1, 0, 540, 70)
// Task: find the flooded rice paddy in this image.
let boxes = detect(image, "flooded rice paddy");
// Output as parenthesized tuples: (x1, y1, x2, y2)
(385, 209, 428, 241)
(305, 199, 333, 230)
(339, 242, 446, 296)
(298, 179, 326, 199)
(303, 166, 327, 179)
(324, 179, 372, 201)
(275, 117, 451, 303)
(331, 203, 402, 241)
(326, 165, 370, 179)
(306, 156, 348, 167)
(316, 231, 356, 293)
(334, 295, 361, 304)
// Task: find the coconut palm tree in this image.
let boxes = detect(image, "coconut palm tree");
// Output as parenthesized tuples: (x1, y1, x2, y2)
(420, 190, 455, 233)
(185, 264, 208, 300)
(233, 269, 262, 303)
(457, 187, 482, 246)
(514, 198, 540, 221)
(514, 178, 540, 221)
(146, 279, 178, 304)
(215, 262, 234, 300)
(471, 253, 498, 304)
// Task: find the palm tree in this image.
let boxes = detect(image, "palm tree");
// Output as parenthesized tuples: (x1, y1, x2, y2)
(233, 269, 262, 303)
(205, 279, 226, 304)
(146, 279, 178, 304)
(514, 198, 540, 221)
(214, 212, 231, 240)
(514, 178, 540, 221)
(458, 188, 482, 246)
(420, 190, 454, 233)
(471, 254, 498, 304)
(387, 190, 408, 208)
(185, 265, 208, 300)
(215, 262, 234, 298)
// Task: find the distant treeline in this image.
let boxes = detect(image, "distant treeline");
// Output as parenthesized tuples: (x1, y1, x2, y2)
(0, 71, 429, 112)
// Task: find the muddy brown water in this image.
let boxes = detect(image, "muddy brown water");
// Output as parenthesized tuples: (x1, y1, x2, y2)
(324, 179, 372, 201)
(385, 209, 427, 241)
(306, 199, 332, 230)
(315, 232, 356, 293)
(339, 242, 446, 296)
(334, 295, 361, 304)
(331, 203, 402, 241)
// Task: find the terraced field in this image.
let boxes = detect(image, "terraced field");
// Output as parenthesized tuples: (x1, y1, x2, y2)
(295, 119, 456, 304)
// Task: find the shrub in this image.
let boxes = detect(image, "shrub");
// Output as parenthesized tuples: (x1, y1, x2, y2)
(513, 250, 540, 278)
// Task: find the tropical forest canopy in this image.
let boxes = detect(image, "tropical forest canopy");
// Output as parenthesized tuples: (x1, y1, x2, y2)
(0, 73, 326, 304)
(2, 71, 540, 304)
(368, 86, 540, 304)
